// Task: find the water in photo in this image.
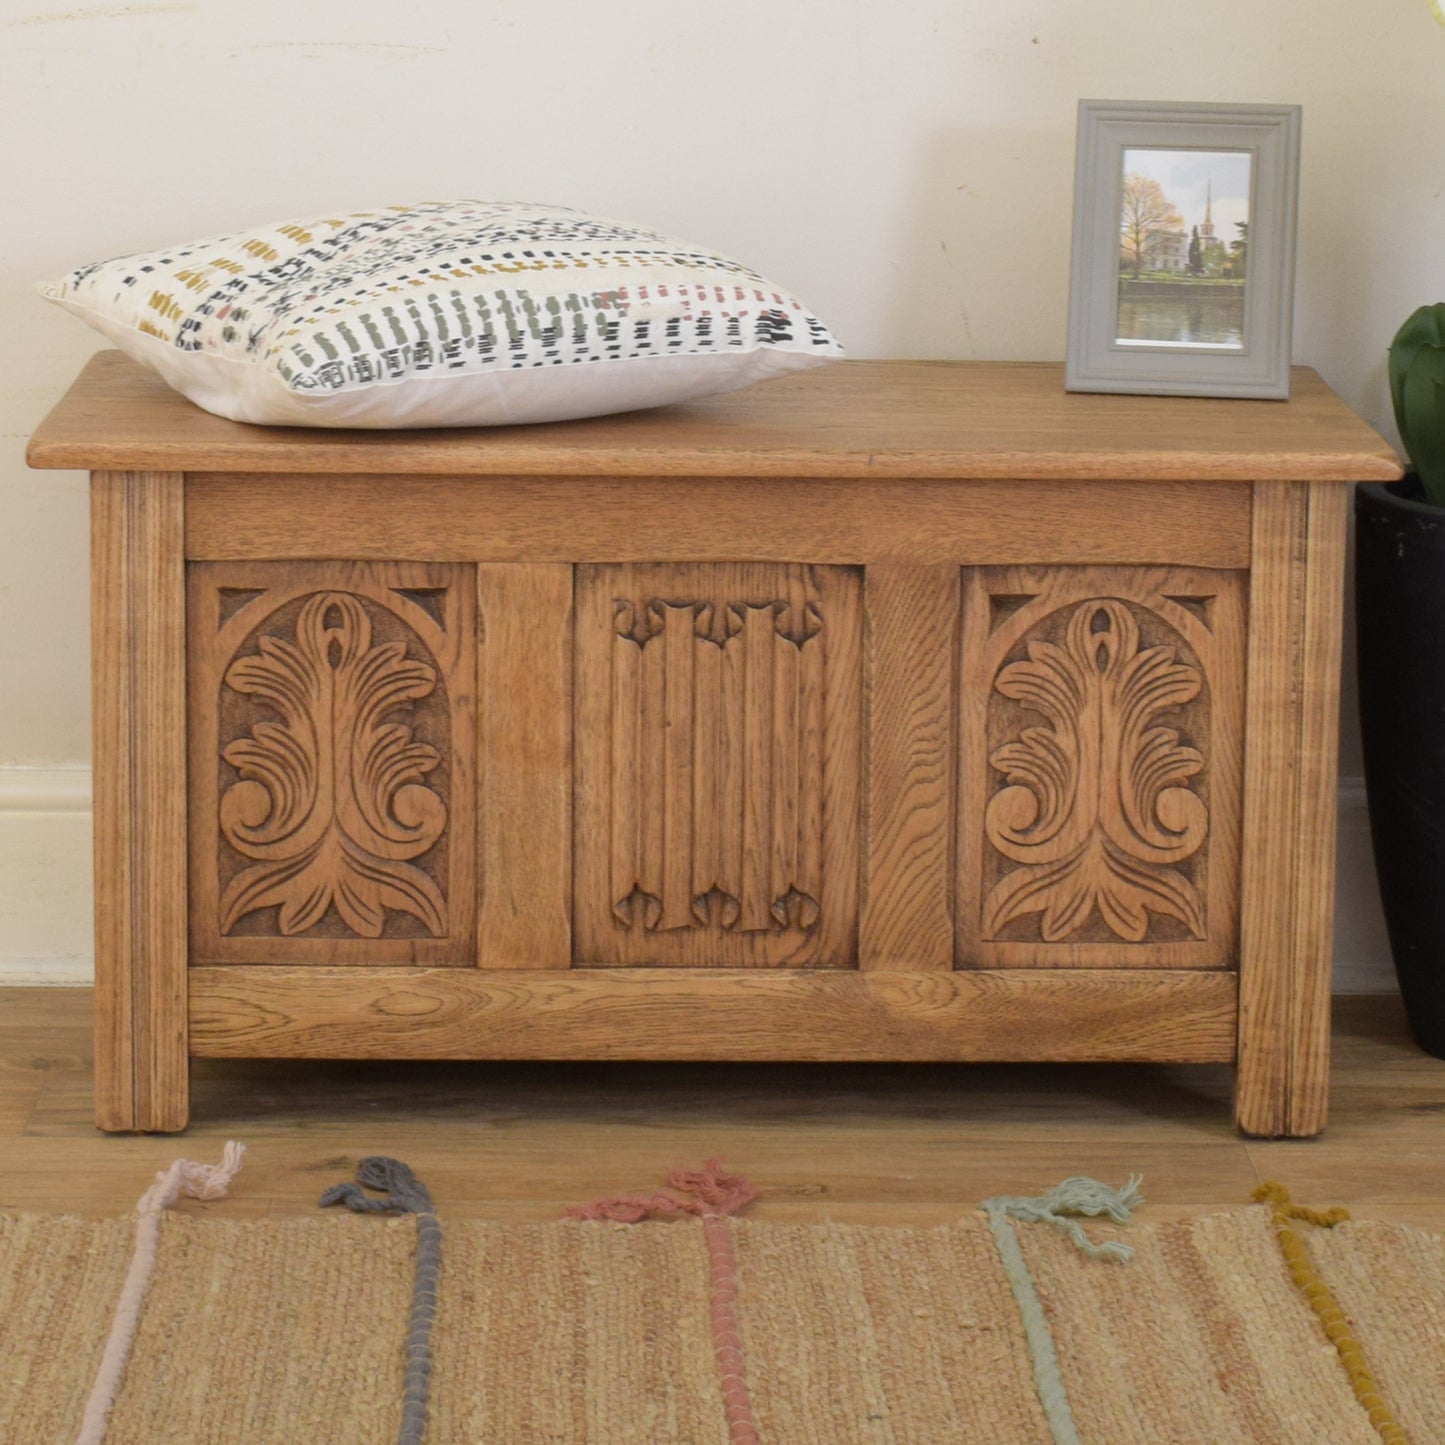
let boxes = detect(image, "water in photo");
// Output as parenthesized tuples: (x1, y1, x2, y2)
(1116, 148, 1251, 349)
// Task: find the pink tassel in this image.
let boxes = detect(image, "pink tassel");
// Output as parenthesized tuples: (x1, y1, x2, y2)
(667, 1159, 760, 1216)
(75, 1142, 245, 1445)
(135, 1139, 246, 1212)
(566, 1160, 761, 1444)
(565, 1157, 759, 1222)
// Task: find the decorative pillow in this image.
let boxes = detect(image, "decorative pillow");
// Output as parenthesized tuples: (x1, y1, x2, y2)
(37, 200, 844, 428)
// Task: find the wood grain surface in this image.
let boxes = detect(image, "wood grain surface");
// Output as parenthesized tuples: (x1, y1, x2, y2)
(860, 565, 958, 970)
(29, 352, 1402, 481)
(187, 966, 1238, 1064)
(90, 471, 189, 1132)
(182, 473, 1256, 570)
(477, 564, 573, 969)
(1236, 483, 1349, 1137)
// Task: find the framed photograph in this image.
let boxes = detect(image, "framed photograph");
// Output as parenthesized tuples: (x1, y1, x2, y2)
(1065, 100, 1301, 399)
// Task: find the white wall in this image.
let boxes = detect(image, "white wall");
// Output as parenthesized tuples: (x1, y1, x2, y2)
(3, 0, 1435, 983)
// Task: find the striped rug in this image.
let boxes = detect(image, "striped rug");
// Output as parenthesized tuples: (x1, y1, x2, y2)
(1, 1153, 1441, 1444)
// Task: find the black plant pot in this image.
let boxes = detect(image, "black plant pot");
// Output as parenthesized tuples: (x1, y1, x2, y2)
(1356, 477, 1445, 1057)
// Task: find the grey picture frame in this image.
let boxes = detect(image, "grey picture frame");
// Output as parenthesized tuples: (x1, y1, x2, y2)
(1065, 100, 1301, 399)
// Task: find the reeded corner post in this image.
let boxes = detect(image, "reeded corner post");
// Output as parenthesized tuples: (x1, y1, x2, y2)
(90, 470, 190, 1132)
(1235, 480, 1348, 1138)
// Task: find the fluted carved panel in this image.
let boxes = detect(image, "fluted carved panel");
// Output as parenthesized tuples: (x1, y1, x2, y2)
(958, 566, 1244, 969)
(189, 561, 476, 965)
(575, 563, 862, 967)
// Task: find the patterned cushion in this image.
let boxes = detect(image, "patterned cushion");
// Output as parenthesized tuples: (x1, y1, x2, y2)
(37, 201, 844, 428)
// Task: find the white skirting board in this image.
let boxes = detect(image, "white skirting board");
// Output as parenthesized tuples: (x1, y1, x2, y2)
(0, 766, 1398, 992)
(0, 768, 94, 986)
(1331, 780, 1396, 994)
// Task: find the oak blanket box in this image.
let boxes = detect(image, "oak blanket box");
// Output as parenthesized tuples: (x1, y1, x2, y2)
(27, 353, 1402, 1135)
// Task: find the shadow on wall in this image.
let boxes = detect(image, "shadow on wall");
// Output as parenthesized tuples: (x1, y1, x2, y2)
(881, 126, 1078, 363)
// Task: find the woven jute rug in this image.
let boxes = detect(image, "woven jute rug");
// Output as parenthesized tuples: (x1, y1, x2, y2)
(2, 1150, 1441, 1444)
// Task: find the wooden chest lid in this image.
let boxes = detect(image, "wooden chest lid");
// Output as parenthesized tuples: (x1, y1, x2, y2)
(27, 350, 1402, 482)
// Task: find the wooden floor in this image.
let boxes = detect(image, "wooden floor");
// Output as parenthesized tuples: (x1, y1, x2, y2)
(1, 988, 1442, 1228)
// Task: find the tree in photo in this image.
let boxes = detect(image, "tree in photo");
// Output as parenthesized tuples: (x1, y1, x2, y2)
(1119, 173, 1183, 279)
(1187, 225, 1203, 276)
(1226, 220, 1248, 280)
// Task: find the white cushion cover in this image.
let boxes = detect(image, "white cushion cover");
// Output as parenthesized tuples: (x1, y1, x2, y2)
(38, 200, 844, 428)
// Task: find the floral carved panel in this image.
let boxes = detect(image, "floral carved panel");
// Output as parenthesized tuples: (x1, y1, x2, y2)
(958, 566, 1245, 969)
(188, 561, 476, 965)
(574, 563, 862, 967)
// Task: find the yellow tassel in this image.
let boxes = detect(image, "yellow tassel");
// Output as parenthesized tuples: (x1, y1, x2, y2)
(1253, 1183, 1410, 1445)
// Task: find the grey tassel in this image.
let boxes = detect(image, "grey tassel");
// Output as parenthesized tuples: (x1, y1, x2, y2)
(322, 1157, 440, 1445)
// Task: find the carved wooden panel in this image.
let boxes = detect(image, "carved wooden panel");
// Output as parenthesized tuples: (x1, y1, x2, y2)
(574, 563, 862, 966)
(188, 561, 476, 965)
(958, 566, 1244, 969)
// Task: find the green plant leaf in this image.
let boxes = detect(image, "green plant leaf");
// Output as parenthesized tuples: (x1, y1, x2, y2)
(1389, 304, 1445, 505)
(1399, 345, 1445, 506)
